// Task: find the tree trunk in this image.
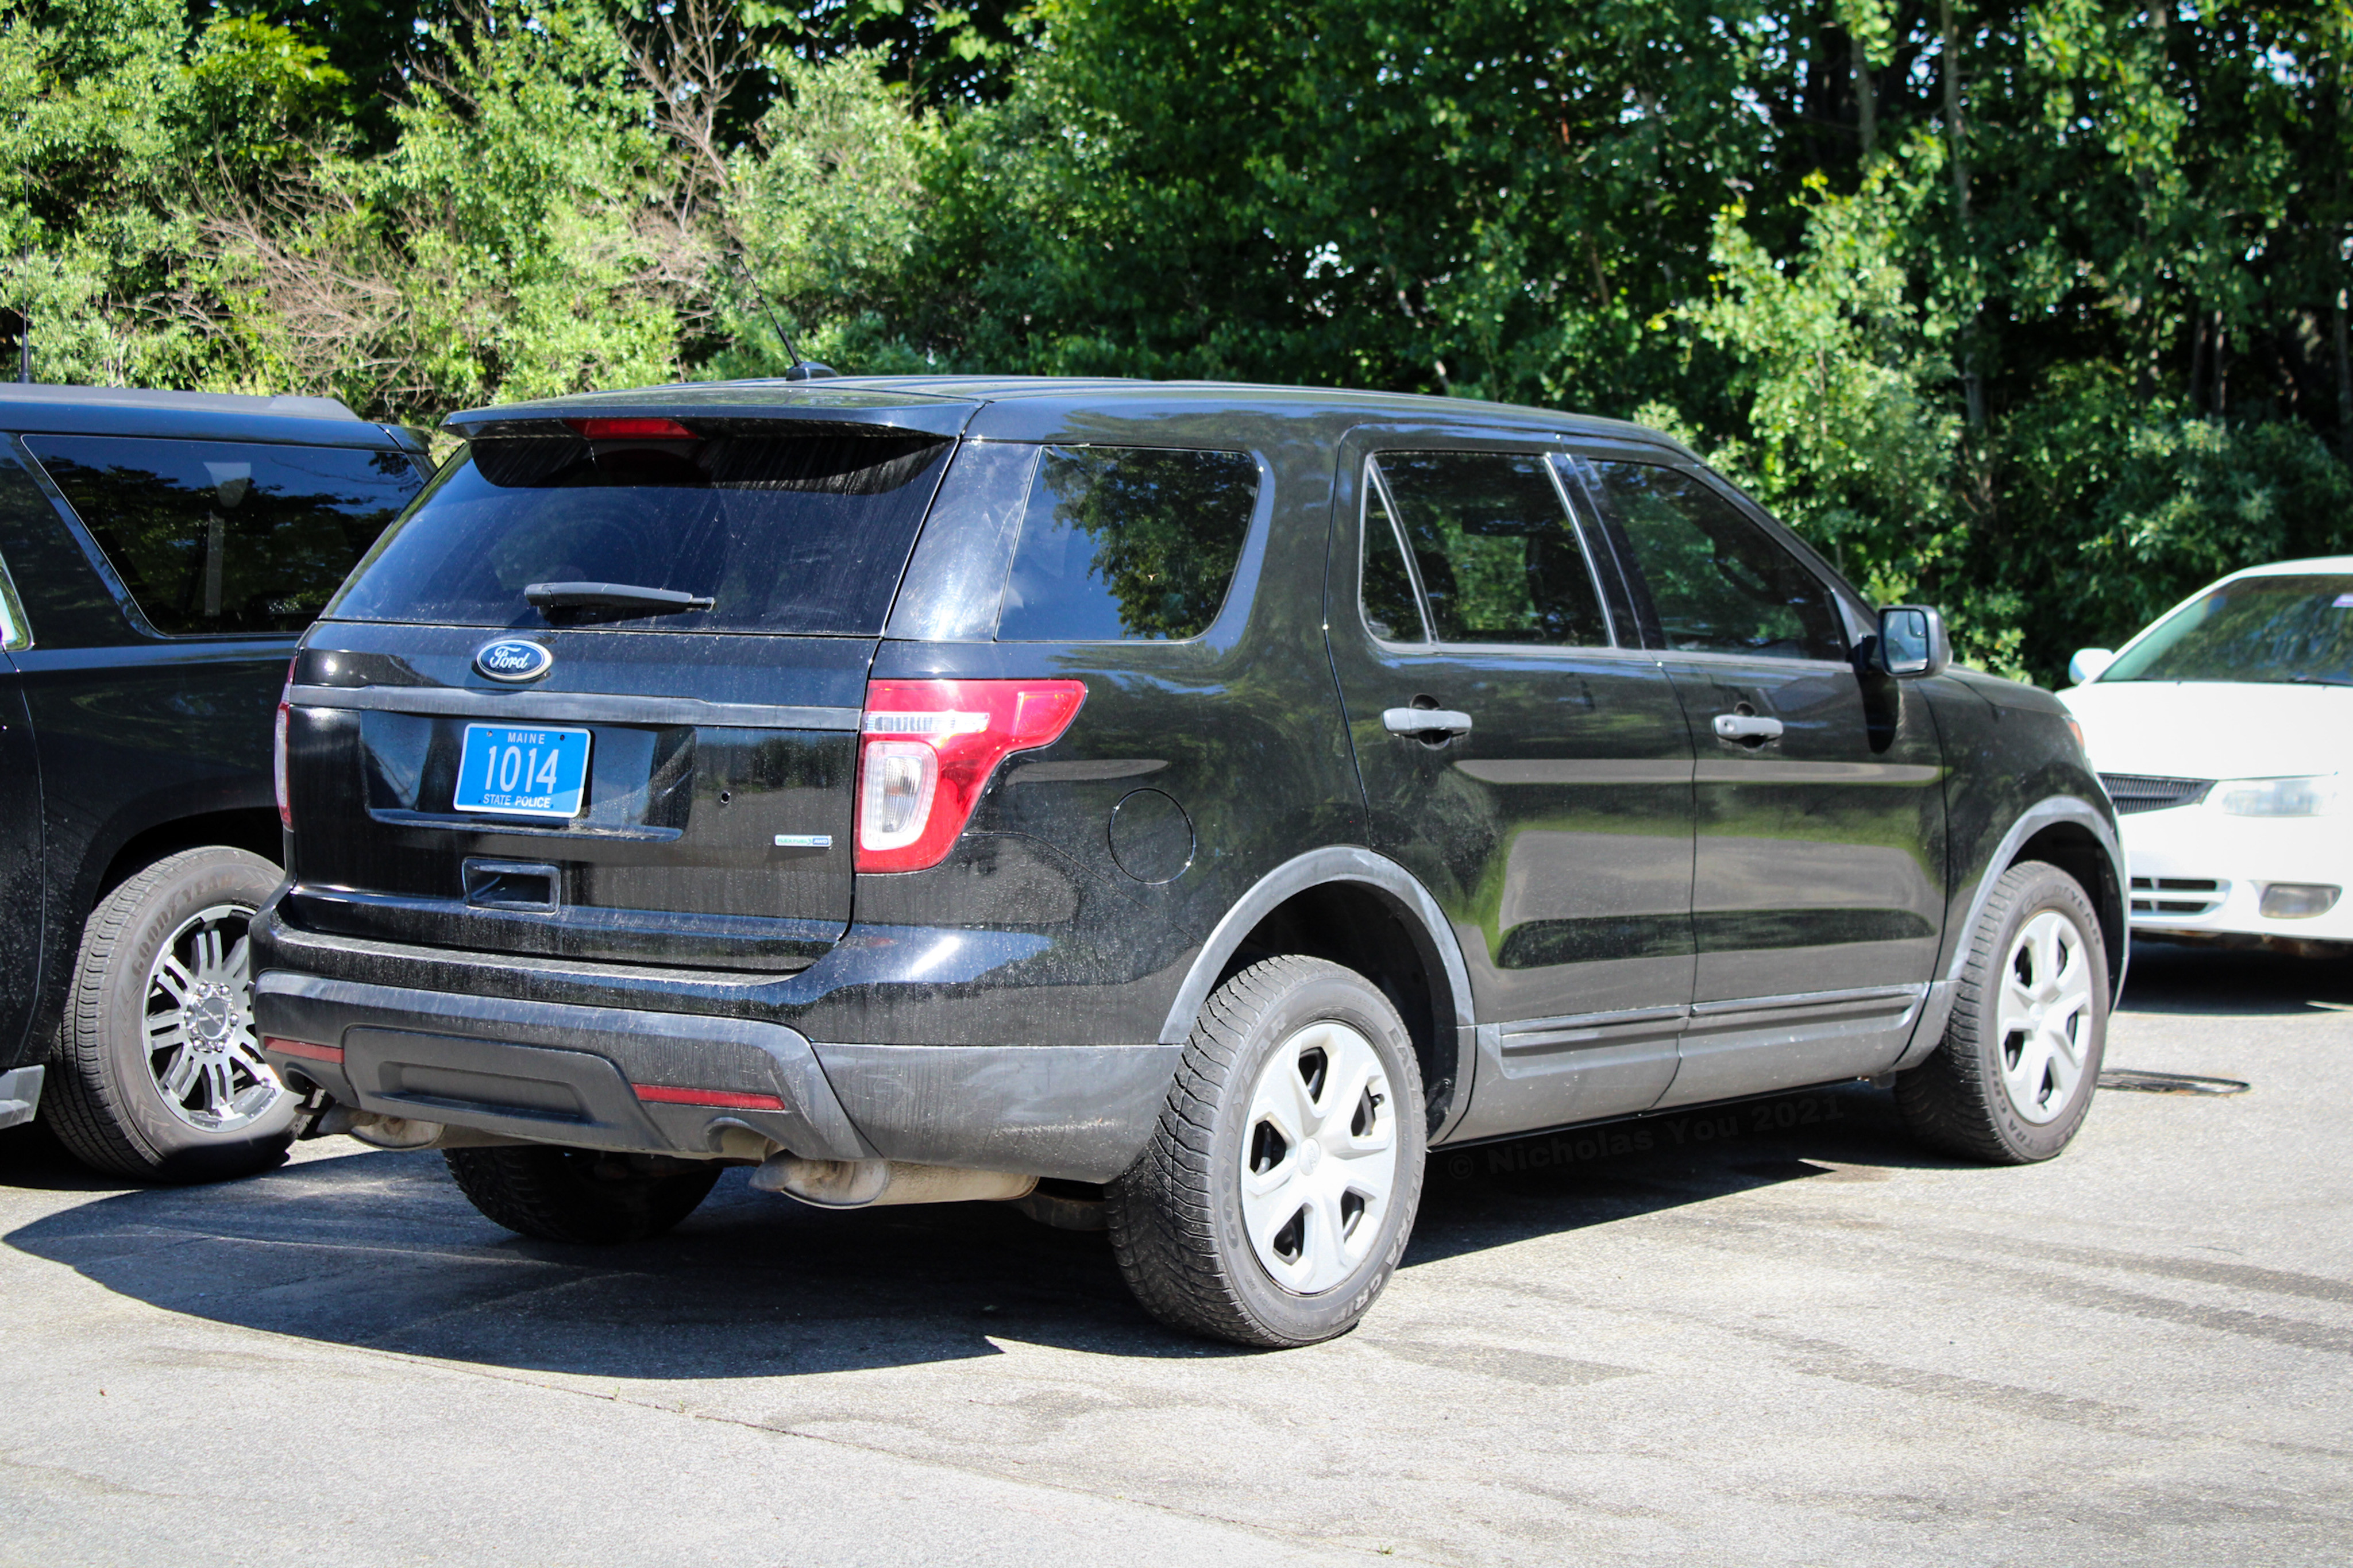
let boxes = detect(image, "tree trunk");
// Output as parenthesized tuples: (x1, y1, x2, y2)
(1854, 40, 1877, 161)
(2186, 308, 2208, 410)
(1941, 0, 1984, 428)
(2213, 315, 2229, 416)
(1940, 0, 1970, 226)
(2336, 285, 2352, 461)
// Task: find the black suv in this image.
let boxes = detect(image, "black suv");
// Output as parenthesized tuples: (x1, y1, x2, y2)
(0, 385, 426, 1179)
(253, 379, 2124, 1346)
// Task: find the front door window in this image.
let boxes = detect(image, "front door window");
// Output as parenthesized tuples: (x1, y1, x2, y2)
(1585, 461, 1844, 662)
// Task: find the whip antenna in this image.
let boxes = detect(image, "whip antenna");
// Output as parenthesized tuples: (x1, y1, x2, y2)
(730, 254, 835, 381)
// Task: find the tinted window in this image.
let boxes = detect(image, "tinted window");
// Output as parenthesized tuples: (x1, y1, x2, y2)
(1589, 461, 1843, 661)
(1360, 482, 1426, 643)
(2102, 574, 2353, 686)
(330, 431, 950, 635)
(1374, 451, 1608, 647)
(997, 446, 1259, 642)
(26, 436, 421, 636)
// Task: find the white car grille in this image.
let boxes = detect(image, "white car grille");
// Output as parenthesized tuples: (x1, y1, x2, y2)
(2131, 876, 2226, 917)
(2100, 774, 2216, 815)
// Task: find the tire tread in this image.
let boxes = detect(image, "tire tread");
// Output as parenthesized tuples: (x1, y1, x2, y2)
(443, 1145, 720, 1244)
(1107, 955, 1421, 1348)
(43, 848, 287, 1181)
(1896, 860, 2106, 1164)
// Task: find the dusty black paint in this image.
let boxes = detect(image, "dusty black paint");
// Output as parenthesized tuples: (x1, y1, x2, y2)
(0, 391, 426, 1078)
(244, 377, 2122, 1174)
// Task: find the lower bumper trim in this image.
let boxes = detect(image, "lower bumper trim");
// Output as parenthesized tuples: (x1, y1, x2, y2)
(254, 973, 873, 1162)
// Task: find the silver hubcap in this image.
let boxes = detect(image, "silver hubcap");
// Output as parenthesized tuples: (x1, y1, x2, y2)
(1240, 1019, 1399, 1295)
(145, 902, 282, 1134)
(1995, 908, 2094, 1125)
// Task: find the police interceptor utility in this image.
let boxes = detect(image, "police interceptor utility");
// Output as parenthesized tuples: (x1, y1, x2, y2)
(254, 378, 2124, 1347)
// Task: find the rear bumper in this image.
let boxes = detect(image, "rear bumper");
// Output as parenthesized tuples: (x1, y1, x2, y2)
(253, 974, 1179, 1184)
(0, 1065, 43, 1131)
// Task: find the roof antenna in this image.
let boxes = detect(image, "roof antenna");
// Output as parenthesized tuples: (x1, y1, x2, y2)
(730, 254, 836, 383)
(13, 304, 25, 384)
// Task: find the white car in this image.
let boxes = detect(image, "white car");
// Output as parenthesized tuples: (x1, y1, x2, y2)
(2061, 555, 2353, 955)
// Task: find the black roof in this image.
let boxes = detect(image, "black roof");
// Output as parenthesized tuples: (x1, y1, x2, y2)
(444, 374, 1696, 460)
(0, 383, 424, 450)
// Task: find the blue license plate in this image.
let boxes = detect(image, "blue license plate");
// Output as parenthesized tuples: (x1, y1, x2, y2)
(453, 724, 592, 819)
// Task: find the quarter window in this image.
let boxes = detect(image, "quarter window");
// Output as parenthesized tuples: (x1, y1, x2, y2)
(1587, 461, 1845, 662)
(997, 446, 1259, 642)
(27, 436, 421, 636)
(1371, 451, 1609, 647)
(1360, 482, 1426, 643)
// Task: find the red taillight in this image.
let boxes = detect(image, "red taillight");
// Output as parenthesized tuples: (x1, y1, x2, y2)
(564, 416, 697, 441)
(633, 1084, 786, 1111)
(855, 679, 1087, 872)
(273, 658, 295, 830)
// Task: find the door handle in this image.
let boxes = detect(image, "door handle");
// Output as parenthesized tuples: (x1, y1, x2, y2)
(1712, 713, 1784, 742)
(1383, 707, 1473, 736)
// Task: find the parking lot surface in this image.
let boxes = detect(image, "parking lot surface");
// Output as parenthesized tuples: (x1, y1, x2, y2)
(3, 940, 2348, 1567)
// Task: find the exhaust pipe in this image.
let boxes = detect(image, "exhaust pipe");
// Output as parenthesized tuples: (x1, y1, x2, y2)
(314, 1105, 523, 1151)
(751, 1154, 1037, 1210)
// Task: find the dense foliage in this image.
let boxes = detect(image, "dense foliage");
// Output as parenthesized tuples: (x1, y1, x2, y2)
(3, 0, 2348, 679)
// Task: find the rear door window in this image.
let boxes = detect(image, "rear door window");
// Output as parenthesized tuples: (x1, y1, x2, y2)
(25, 436, 422, 636)
(328, 430, 952, 635)
(996, 446, 1260, 642)
(1370, 451, 1611, 647)
(1586, 461, 1845, 662)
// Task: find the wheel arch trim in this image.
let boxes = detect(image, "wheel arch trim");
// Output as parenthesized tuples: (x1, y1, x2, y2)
(1893, 794, 2126, 1071)
(1160, 847, 1476, 1048)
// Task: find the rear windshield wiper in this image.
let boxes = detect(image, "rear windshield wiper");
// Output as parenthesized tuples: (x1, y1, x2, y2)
(524, 581, 714, 617)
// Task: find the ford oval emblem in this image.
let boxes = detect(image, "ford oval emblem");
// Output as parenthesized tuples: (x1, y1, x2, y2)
(474, 639, 553, 683)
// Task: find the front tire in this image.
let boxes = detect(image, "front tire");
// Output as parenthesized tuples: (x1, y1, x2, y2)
(444, 1146, 722, 1244)
(1109, 956, 1426, 1347)
(1896, 860, 2109, 1164)
(43, 847, 296, 1182)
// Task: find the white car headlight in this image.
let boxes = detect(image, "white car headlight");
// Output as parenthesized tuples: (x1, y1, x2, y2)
(2215, 775, 2340, 817)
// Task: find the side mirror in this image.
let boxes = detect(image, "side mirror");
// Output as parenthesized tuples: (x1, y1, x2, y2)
(1876, 605, 1951, 678)
(2067, 647, 2115, 685)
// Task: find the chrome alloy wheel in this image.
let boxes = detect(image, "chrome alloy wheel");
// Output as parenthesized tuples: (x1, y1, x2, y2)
(144, 901, 283, 1134)
(1239, 1018, 1399, 1294)
(1995, 907, 2094, 1125)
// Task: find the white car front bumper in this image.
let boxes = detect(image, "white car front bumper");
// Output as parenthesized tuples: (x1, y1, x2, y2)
(2120, 799, 2353, 946)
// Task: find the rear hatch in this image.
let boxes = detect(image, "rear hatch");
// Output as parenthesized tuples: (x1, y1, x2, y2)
(280, 391, 975, 971)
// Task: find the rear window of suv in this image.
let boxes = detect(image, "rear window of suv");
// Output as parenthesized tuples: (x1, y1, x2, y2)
(327, 428, 952, 635)
(27, 435, 422, 636)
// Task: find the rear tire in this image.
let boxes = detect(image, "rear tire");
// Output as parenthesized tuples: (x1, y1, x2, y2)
(444, 1145, 722, 1243)
(1108, 956, 1426, 1347)
(1896, 860, 2109, 1164)
(43, 847, 296, 1182)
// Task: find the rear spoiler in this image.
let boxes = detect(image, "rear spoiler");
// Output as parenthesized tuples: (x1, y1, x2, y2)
(443, 385, 978, 443)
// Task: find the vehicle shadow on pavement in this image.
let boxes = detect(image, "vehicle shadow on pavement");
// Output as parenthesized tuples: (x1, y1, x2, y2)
(2121, 939, 2353, 1017)
(4, 1081, 1954, 1373)
(1405, 1080, 1959, 1268)
(0, 1119, 128, 1194)
(3, 1142, 1187, 1375)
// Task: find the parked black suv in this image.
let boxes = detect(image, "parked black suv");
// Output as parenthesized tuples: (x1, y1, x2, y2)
(0, 385, 426, 1178)
(253, 379, 2124, 1345)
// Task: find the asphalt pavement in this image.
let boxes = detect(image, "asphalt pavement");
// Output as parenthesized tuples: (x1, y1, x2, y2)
(2, 940, 2348, 1567)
